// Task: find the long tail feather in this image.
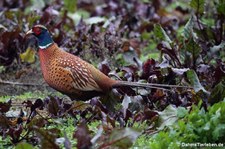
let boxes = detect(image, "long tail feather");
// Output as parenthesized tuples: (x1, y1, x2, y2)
(112, 81, 191, 90)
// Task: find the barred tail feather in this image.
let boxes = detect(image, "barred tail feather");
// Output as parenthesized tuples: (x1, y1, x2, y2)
(112, 81, 191, 90)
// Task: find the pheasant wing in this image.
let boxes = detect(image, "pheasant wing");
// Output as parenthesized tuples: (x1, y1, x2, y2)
(59, 58, 101, 92)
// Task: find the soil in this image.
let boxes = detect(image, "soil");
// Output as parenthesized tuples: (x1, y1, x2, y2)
(0, 62, 56, 96)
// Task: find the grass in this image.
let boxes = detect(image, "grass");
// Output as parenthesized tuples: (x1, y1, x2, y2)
(0, 91, 65, 102)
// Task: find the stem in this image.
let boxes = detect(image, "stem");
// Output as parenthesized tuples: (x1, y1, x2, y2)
(0, 79, 45, 86)
(99, 136, 128, 149)
(219, 14, 224, 43)
(192, 39, 196, 70)
(196, 0, 208, 41)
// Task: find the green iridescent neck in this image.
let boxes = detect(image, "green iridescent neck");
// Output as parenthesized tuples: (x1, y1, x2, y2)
(37, 31, 53, 49)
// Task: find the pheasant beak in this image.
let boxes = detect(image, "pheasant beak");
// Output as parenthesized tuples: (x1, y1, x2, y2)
(26, 29, 33, 35)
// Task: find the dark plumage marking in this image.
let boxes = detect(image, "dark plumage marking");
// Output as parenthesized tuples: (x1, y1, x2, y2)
(58, 56, 100, 91)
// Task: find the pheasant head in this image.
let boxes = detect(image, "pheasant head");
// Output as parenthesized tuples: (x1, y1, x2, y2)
(26, 25, 53, 49)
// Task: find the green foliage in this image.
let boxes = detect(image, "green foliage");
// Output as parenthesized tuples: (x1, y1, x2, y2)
(64, 0, 77, 13)
(53, 118, 77, 147)
(190, 0, 205, 14)
(0, 66, 5, 73)
(134, 100, 225, 148)
(186, 37, 201, 60)
(140, 52, 159, 62)
(182, 16, 194, 40)
(115, 53, 129, 66)
(0, 136, 11, 149)
(149, 131, 180, 149)
(209, 79, 225, 104)
(177, 107, 189, 118)
(140, 31, 159, 61)
(209, 41, 225, 60)
(186, 69, 208, 94)
(157, 105, 179, 130)
(153, 24, 172, 43)
(20, 47, 36, 63)
(0, 91, 62, 102)
(15, 142, 33, 149)
(215, 0, 225, 15)
(29, 0, 45, 10)
(182, 101, 225, 143)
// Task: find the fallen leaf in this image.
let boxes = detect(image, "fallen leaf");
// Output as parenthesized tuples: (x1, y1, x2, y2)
(20, 47, 36, 63)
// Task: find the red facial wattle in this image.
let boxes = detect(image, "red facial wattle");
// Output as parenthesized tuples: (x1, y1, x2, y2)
(33, 27, 41, 35)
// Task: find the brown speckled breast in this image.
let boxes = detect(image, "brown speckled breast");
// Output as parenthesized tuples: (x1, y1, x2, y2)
(39, 44, 75, 94)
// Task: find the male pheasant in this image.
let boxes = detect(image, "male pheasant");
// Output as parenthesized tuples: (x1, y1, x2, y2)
(25, 25, 185, 100)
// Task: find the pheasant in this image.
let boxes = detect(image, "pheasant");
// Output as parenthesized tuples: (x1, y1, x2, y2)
(25, 25, 186, 100)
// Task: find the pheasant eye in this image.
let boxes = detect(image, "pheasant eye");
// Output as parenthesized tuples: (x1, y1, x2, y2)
(33, 27, 42, 35)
